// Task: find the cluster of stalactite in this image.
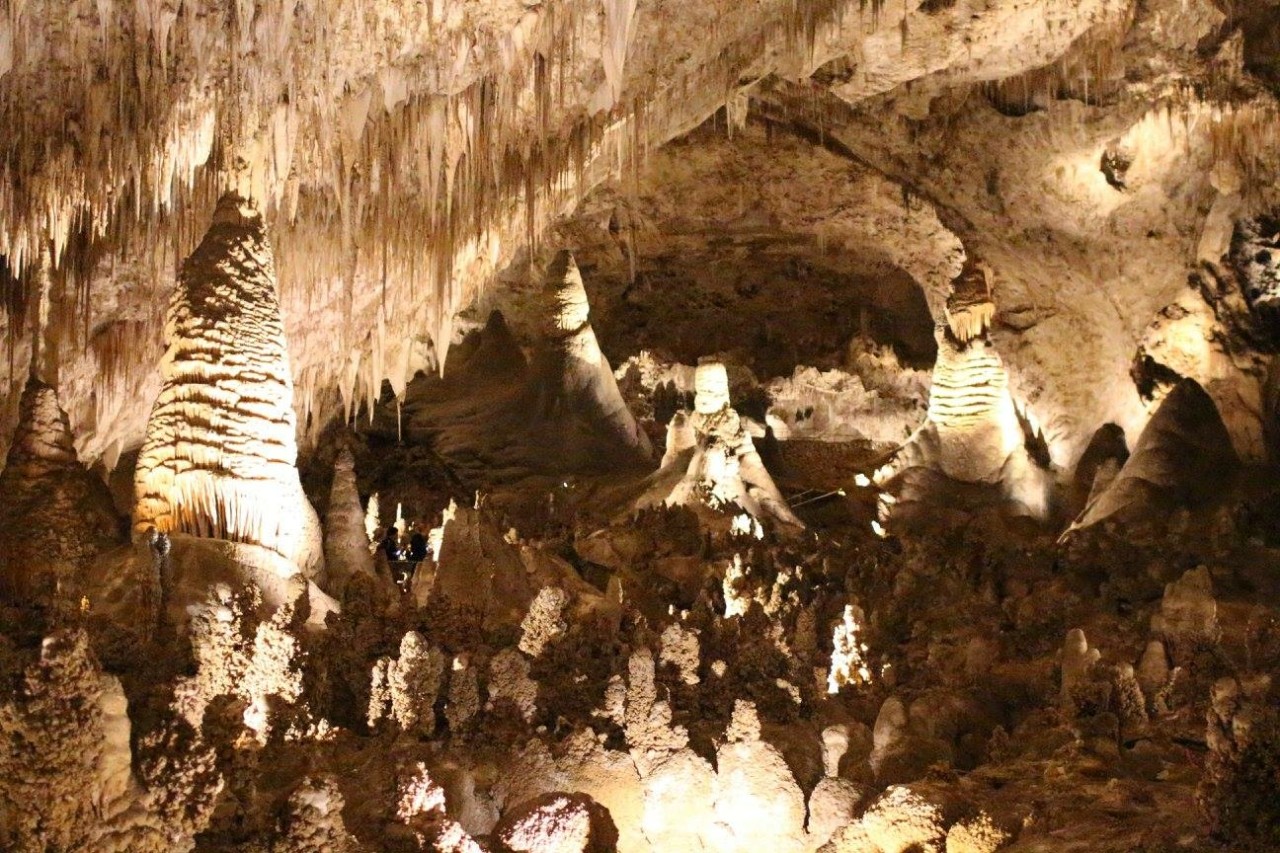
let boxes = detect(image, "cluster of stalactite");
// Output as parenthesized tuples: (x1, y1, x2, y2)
(0, 0, 885, 470)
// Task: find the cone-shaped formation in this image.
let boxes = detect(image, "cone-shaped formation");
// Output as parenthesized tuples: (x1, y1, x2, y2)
(1070, 379, 1238, 532)
(323, 448, 376, 593)
(0, 379, 121, 598)
(133, 194, 322, 578)
(533, 250, 652, 460)
(642, 362, 802, 528)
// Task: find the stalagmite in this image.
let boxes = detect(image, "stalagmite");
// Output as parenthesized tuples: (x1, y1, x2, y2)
(874, 257, 1046, 513)
(1068, 380, 1238, 534)
(323, 448, 376, 592)
(641, 362, 802, 527)
(533, 250, 653, 460)
(0, 378, 120, 599)
(133, 193, 323, 578)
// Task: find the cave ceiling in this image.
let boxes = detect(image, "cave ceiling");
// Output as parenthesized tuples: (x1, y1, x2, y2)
(0, 0, 1276, 469)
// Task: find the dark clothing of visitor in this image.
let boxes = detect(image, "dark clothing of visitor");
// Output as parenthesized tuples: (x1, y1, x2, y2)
(408, 531, 428, 562)
(380, 532, 401, 562)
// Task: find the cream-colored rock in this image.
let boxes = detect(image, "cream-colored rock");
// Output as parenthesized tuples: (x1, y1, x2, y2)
(860, 786, 947, 853)
(322, 448, 375, 593)
(133, 194, 322, 578)
(0, 378, 121, 599)
(641, 361, 802, 527)
(535, 250, 653, 460)
(1150, 566, 1220, 652)
(658, 622, 701, 686)
(809, 777, 867, 847)
(519, 586, 570, 658)
(945, 812, 1009, 853)
(708, 701, 808, 853)
(1060, 628, 1102, 712)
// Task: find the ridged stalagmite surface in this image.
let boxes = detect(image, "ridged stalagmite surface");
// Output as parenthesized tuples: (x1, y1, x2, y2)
(133, 194, 322, 578)
(926, 329, 1023, 483)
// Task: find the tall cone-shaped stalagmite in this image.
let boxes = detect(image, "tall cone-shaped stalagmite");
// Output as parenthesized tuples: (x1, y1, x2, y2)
(0, 378, 121, 598)
(535, 250, 653, 460)
(133, 194, 323, 578)
(324, 448, 376, 592)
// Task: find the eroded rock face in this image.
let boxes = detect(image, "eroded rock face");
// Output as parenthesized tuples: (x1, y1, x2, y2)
(0, 378, 121, 599)
(133, 194, 322, 578)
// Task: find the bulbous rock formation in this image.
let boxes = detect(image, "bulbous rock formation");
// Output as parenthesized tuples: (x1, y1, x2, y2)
(133, 194, 323, 578)
(643, 361, 802, 527)
(0, 378, 121, 598)
(534, 250, 653, 461)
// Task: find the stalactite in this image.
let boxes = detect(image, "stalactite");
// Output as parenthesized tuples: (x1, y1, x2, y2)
(0, 0, 879, 465)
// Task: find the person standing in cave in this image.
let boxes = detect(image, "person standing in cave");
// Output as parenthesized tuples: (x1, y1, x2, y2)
(401, 523, 427, 589)
(379, 527, 402, 562)
(408, 524, 428, 564)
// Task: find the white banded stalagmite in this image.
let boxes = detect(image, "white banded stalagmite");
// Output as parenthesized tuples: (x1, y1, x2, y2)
(133, 194, 323, 579)
(875, 256, 1039, 499)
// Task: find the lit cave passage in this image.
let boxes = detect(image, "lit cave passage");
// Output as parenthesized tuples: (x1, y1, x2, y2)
(2, 2, 1280, 852)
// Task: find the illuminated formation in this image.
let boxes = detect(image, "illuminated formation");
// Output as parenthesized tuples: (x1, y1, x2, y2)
(536, 250, 653, 460)
(643, 361, 802, 527)
(133, 193, 323, 577)
(0, 1, 1278, 851)
(873, 256, 1052, 519)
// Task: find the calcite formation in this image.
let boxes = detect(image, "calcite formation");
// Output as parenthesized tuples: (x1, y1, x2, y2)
(1, 0, 1280, 851)
(534, 250, 653, 461)
(322, 447, 376, 591)
(877, 263, 1028, 488)
(133, 194, 323, 577)
(0, 378, 120, 598)
(644, 361, 803, 527)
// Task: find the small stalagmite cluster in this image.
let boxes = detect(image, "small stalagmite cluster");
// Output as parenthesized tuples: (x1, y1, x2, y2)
(642, 361, 803, 527)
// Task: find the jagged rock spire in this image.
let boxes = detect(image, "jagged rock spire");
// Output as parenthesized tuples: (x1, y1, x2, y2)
(133, 193, 323, 578)
(0, 378, 121, 598)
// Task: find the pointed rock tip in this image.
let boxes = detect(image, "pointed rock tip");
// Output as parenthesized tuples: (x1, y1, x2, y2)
(546, 249, 590, 334)
(210, 192, 262, 228)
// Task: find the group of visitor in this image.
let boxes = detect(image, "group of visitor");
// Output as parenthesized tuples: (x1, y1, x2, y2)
(375, 523, 430, 588)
